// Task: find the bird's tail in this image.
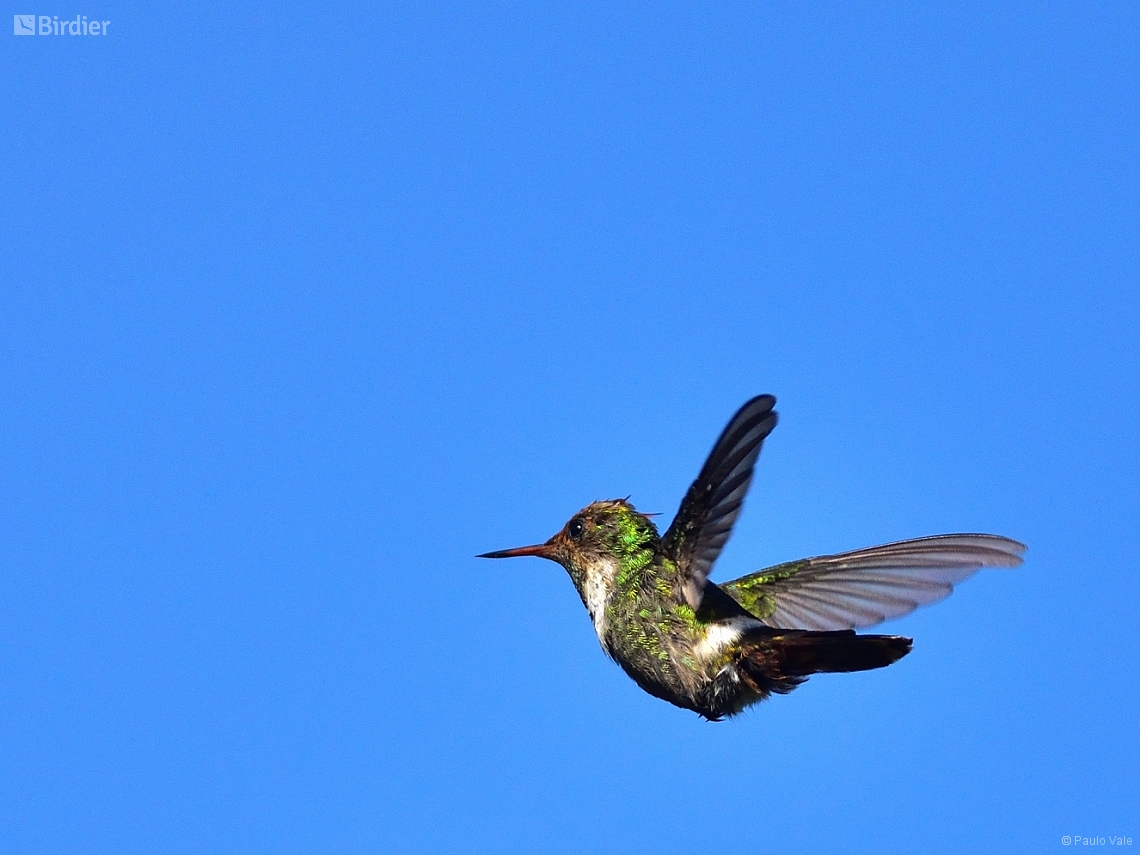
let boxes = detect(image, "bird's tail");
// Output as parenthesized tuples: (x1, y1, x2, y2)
(770, 630, 912, 677)
(728, 629, 911, 702)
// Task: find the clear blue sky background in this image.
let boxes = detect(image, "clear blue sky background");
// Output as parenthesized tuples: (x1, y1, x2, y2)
(2, 4, 1137, 853)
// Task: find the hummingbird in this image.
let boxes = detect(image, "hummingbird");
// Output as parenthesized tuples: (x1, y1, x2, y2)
(478, 395, 1025, 720)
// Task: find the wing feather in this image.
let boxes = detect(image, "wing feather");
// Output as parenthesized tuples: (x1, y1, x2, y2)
(720, 534, 1025, 631)
(662, 396, 779, 609)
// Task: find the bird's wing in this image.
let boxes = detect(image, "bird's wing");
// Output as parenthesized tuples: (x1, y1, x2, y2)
(719, 534, 1025, 631)
(662, 395, 778, 609)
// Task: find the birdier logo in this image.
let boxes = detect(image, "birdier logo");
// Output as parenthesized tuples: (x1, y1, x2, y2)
(13, 14, 110, 35)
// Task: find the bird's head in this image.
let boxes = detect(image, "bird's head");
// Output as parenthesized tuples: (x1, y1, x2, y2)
(478, 499, 661, 598)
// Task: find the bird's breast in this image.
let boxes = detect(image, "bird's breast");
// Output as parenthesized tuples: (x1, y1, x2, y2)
(578, 557, 619, 643)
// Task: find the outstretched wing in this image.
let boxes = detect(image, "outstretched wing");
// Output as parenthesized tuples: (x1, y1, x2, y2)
(720, 534, 1025, 631)
(662, 395, 779, 609)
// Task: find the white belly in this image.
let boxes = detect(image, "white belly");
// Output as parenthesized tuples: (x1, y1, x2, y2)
(693, 617, 764, 661)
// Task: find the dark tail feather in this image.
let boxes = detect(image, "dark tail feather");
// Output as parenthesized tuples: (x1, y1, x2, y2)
(774, 630, 912, 677)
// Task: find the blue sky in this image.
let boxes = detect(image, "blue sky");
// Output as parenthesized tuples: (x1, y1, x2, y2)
(2, 4, 1137, 853)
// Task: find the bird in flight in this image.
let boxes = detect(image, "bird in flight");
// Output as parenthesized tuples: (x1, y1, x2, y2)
(479, 395, 1024, 720)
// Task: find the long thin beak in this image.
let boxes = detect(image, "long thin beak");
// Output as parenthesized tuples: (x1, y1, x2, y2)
(476, 543, 552, 559)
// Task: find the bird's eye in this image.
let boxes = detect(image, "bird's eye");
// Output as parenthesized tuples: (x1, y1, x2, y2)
(568, 518, 585, 540)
